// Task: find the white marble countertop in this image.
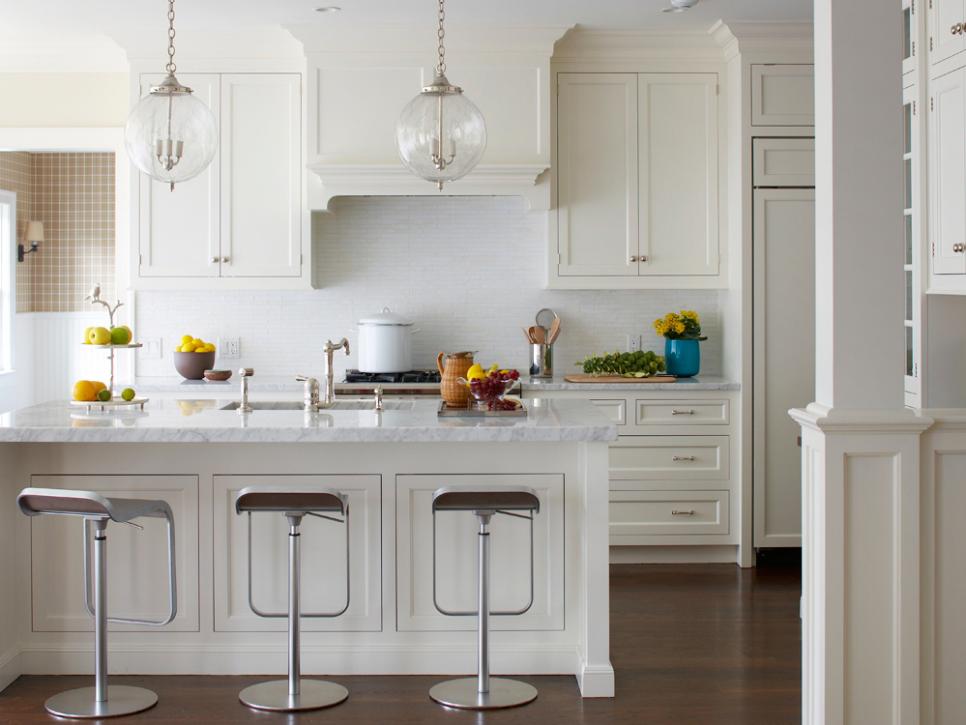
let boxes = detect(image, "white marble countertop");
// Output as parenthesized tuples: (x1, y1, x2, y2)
(131, 374, 739, 395)
(0, 398, 617, 444)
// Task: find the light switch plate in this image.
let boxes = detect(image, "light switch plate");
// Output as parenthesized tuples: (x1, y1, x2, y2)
(220, 338, 240, 359)
(141, 337, 162, 360)
(627, 334, 642, 352)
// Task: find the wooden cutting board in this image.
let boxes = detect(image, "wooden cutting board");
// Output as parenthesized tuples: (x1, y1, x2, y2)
(563, 374, 678, 384)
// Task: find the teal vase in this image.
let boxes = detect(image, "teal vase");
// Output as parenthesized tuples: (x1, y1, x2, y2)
(665, 339, 700, 378)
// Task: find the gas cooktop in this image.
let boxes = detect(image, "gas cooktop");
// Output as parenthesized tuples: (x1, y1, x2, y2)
(343, 370, 441, 384)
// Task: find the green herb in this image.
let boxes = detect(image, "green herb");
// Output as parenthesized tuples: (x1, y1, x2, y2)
(576, 350, 666, 377)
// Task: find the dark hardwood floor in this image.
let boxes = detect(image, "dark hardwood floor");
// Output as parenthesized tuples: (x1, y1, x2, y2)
(0, 561, 801, 724)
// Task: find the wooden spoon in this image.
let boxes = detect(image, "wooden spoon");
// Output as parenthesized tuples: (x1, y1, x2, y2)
(548, 317, 561, 344)
(532, 325, 547, 344)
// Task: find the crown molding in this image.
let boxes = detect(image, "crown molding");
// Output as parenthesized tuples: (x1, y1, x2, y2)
(288, 25, 570, 57)
(553, 26, 729, 62)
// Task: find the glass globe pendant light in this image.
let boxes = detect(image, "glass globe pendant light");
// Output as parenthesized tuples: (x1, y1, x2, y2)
(395, 0, 486, 190)
(124, 0, 217, 191)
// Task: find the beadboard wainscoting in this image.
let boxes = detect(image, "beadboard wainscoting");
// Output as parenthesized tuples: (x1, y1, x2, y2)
(134, 196, 723, 379)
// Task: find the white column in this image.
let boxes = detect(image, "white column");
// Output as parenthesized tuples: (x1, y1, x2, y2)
(793, 1, 933, 723)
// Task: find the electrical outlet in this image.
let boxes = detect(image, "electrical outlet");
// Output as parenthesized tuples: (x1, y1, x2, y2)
(220, 338, 240, 359)
(629, 334, 643, 353)
(141, 337, 162, 360)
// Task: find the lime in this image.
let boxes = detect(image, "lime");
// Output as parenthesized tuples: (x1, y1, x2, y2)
(121, 388, 136, 402)
(97, 389, 112, 402)
(110, 326, 132, 345)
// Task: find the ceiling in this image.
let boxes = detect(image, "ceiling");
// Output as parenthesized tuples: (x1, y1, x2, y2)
(0, 0, 812, 34)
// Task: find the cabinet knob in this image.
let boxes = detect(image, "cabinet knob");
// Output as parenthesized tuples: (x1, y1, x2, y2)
(210, 256, 219, 264)
(629, 255, 639, 263)
(221, 256, 230, 263)
(953, 22, 963, 35)
(640, 255, 648, 263)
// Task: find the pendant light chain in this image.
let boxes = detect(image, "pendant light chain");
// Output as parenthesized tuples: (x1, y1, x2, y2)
(435, 0, 446, 76)
(165, 0, 177, 75)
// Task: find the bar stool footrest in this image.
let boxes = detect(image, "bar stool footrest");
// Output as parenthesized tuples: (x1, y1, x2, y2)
(45, 685, 158, 719)
(429, 677, 538, 710)
(239, 679, 349, 712)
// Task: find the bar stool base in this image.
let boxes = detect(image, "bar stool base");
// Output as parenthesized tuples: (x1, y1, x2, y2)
(239, 679, 349, 712)
(45, 686, 158, 719)
(430, 677, 538, 710)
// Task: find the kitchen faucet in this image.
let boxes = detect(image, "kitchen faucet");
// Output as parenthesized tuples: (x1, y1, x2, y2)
(321, 338, 350, 407)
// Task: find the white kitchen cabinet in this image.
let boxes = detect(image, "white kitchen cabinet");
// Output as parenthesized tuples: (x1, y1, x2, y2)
(395, 474, 564, 632)
(930, 68, 966, 280)
(552, 72, 721, 288)
(27, 475, 199, 632)
(750, 64, 815, 127)
(213, 474, 381, 632)
(930, 0, 966, 67)
(135, 72, 307, 288)
(556, 73, 638, 277)
(608, 490, 729, 540)
(219, 74, 301, 278)
(137, 74, 221, 279)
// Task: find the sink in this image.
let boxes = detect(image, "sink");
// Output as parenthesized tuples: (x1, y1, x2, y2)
(219, 400, 414, 411)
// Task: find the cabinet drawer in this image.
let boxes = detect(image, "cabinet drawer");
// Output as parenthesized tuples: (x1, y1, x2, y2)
(609, 489, 729, 536)
(608, 436, 729, 481)
(635, 399, 729, 427)
(591, 398, 627, 425)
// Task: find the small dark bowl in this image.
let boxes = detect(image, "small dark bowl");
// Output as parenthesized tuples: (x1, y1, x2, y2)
(203, 369, 232, 382)
(173, 351, 216, 380)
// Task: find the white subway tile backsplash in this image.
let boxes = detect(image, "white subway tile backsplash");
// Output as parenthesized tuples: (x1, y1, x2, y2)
(135, 196, 721, 379)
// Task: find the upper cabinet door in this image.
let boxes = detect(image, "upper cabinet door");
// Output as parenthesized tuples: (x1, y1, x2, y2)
(750, 65, 815, 127)
(639, 74, 719, 276)
(930, 69, 966, 275)
(556, 73, 639, 276)
(931, 0, 966, 66)
(220, 74, 302, 278)
(138, 73, 221, 278)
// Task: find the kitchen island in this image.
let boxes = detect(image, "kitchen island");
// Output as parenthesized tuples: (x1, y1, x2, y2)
(0, 398, 617, 697)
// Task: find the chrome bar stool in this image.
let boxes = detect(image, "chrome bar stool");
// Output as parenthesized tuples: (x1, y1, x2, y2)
(235, 486, 350, 712)
(16, 487, 177, 720)
(429, 486, 540, 710)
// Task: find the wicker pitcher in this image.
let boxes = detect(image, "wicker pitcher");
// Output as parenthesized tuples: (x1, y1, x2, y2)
(437, 351, 474, 408)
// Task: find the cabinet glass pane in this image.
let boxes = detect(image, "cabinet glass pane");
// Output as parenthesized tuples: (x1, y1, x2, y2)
(904, 103, 912, 154)
(905, 214, 913, 265)
(906, 270, 913, 321)
(903, 8, 912, 63)
(906, 326, 914, 377)
(904, 158, 912, 209)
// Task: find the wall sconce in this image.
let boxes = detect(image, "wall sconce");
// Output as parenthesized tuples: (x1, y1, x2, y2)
(18, 220, 43, 263)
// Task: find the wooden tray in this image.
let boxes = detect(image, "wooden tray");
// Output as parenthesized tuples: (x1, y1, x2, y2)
(563, 374, 678, 384)
(437, 400, 527, 417)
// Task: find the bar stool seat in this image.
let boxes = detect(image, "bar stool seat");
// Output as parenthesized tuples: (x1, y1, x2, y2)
(429, 485, 540, 711)
(17, 487, 177, 720)
(235, 485, 350, 713)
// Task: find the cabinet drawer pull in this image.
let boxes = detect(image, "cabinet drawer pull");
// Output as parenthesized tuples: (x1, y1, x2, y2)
(671, 509, 695, 516)
(672, 455, 697, 462)
(671, 408, 695, 416)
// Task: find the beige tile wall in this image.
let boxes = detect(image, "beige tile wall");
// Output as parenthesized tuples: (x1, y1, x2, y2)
(0, 151, 33, 312)
(27, 153, 115, 312)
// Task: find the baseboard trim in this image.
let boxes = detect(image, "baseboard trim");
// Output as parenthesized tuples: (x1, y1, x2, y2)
(0, 645, 22, 693)
(575, 661, 615, 697)
(18, 643, 579, 678)
(609, 545, 738, 564)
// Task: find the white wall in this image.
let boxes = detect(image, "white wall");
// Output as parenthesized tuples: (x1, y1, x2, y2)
(134, 196, 723, 380)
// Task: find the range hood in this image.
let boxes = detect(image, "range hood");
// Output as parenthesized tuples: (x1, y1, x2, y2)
(286, 24, 569, 211)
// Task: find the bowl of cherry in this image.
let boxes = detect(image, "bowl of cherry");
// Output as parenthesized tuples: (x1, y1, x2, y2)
(461, 369, 522, 411)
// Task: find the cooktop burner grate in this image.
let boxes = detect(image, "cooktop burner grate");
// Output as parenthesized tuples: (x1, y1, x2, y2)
(343, 370, 441, 384)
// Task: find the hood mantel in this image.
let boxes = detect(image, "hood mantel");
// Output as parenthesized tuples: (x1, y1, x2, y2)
(288, 24, 569, 211)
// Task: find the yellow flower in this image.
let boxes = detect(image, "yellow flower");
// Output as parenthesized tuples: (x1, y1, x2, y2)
(674, 322, 686, 334)
(681, 310, 699, 322)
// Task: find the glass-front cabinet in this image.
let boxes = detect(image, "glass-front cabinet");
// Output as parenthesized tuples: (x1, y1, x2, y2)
(903, 84, 922, 407)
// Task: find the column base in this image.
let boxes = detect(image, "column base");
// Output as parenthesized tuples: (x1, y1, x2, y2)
(238, 679, 348, 712)
(45, 685, 158, 719)
(429, 677, 538, 710)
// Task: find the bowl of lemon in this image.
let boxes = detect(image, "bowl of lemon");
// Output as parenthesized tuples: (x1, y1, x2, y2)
(173, 335, 217, 380)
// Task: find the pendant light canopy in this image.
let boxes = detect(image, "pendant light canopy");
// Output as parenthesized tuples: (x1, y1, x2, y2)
(395, 0, 486, 190)
(125, 0, 217, 191)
